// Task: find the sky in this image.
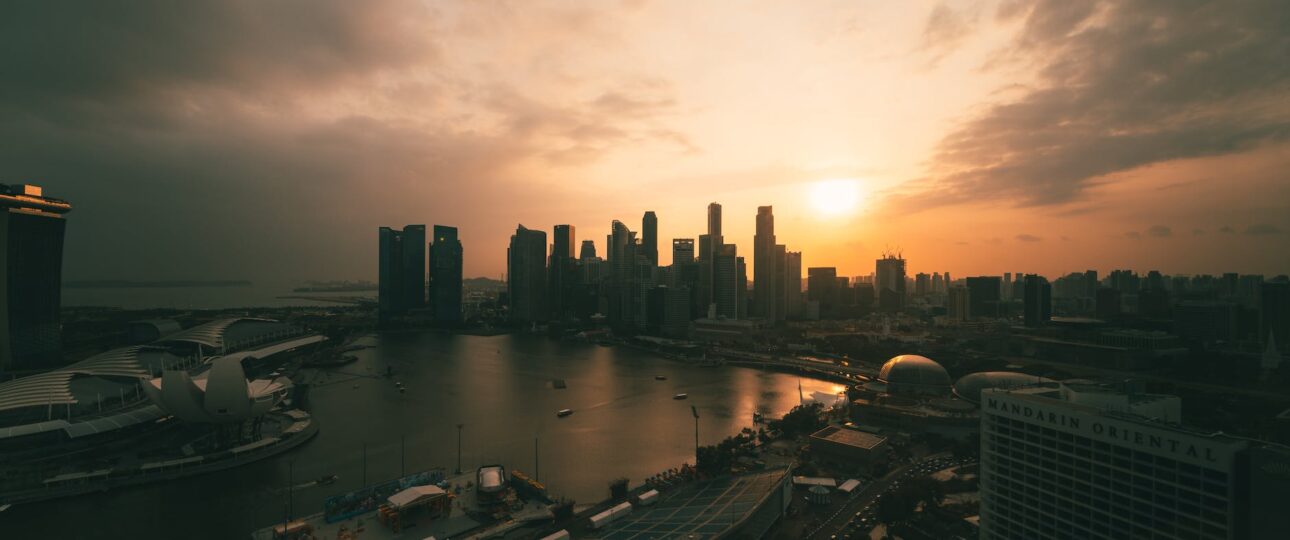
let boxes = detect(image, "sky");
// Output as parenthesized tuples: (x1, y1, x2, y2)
(3, 0, 1288, 283)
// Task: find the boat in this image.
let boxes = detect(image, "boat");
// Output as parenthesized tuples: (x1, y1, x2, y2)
(316, 475, 338, 485)
(672, 393, 688, 400)
(654, 375, 667, 381)
(557, 409, 574, 417)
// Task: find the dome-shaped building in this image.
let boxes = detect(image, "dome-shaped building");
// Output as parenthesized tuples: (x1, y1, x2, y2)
(953, 372, 1053, 404)
(877, 355, 952, 396)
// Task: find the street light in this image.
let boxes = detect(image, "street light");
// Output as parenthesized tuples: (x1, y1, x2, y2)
(691, 405, 699, 463)
(456, 423, 464, 474)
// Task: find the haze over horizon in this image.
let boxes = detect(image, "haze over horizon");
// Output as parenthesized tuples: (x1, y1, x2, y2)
(4, 0, 1288, 282)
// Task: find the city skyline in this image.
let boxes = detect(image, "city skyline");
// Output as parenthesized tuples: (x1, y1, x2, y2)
(3, 1, 1286, 282)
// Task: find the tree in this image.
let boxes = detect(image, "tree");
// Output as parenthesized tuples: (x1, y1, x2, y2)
(771, 402, 825, 438)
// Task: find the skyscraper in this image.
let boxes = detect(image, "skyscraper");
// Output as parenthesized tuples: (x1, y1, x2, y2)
(1, 184, 71, 372)
(1023, 274, 1052, 327)
(549, 224, 576, 318)
(402, 225, 426, 309)
(429, 225, 463, 324)
(578, 239, 597, 260)
(914, 272, 930, 296)
(785, 251, 802, 319)
(714, 244, 741, 319)
(875, 253, 906, 310)
(641, 211, 658, 267)
(378, 224, 426, 321)
(672, 238, 695, 264)
(753, 206, 779, 322)
(697, 202, 724, 316)
(948, 286, 970, 320)
(707, 202, 722, 238)
(507, 225, 547, 323)
(607, 220, 637, 329)
(773, 244, 788, 322)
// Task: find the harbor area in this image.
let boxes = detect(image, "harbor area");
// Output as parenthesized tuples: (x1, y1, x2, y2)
(253, 465, 562, 540)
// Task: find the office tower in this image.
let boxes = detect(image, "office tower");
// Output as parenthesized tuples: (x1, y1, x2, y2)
(507, 225, 548, 323)
(807, 267, 839, 319)
(661, 286, 691, 337)
(914, 273, 930, 296)
(1096, 287, 1122, 320)
(697, 203, 724, 317)
(1262, 281, 1290, 351)
(875, 253, 906, 310)
(948, 286, 970, 321)
(736, 255, 748, 320)
(549, 224, 576, 318)
(378, 224, 426, 320)
(429, 225, 463, 323)
(932, 272, 944, 294)
(966, 276, 1002, 318)
(579, 239, 596, 260)
(1220, 272, 1239, 298)
(402, 225, 426, 308)
(753, 206, 779, 322)
(641, 211, 658, 267)
(786, 250, 802, 320)
(980, 384, 1255, 540)
(1003, 272, 1012, 299)
(772, 244, 788, 321)
(0, 184, 71, 372)
(607, 220, 637, 329)
(707, 202, 722, 238)
(713, 244, 741, 319)
(672, 238, 695, 264)
(1023, 274, 1052, 327)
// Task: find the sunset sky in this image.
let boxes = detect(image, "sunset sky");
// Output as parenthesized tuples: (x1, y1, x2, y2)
(4, 0, 1288, 282)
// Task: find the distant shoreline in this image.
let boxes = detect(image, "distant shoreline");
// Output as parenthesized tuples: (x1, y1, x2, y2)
(63, 280, 253, 289)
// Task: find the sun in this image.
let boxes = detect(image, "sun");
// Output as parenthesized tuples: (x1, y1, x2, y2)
(808, 179, 862, 217)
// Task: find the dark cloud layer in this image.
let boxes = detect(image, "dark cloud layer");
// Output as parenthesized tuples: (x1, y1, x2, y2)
(907, 0, 1290, 207)
(0, 1, 688, 280)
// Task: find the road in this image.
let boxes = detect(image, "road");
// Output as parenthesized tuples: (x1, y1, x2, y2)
(806, 452, 967, 540)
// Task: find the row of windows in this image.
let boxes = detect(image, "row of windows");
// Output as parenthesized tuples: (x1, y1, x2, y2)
(983, 491, 1227, 540)
(985, 428, 1232, 503)
(987, 416, 1229, 482)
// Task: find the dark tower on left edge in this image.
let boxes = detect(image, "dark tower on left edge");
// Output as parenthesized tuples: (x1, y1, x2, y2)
(430, 225, 463, 324)
(0, 183, 71, 373)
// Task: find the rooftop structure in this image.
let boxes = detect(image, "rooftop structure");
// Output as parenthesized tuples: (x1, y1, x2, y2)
(878, 354, 952, 396)
(953, 371, 1055, 404)
(591, 468, 790, 540)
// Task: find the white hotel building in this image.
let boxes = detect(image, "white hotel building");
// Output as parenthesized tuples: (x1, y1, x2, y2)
(979, 383, 1257, 539)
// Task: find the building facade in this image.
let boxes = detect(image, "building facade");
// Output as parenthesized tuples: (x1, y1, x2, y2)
(429, 225, 463, 323)
(1, 184, 71, 372)
(507, 225, 548, 324)
(980, 386, 1253, 539)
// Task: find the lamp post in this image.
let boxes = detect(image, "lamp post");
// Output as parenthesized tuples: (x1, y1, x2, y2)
(691, 406, 700, 463)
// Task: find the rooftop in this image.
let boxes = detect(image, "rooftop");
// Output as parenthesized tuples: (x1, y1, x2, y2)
(810, 426, 886, 450)
(593, 468, 788, 540)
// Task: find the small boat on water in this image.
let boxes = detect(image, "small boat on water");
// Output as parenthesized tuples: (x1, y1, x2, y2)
(673, 393, 688, 400)
(655, 375, 667, 381)
(317, 475, 338, 485)
(557, 408, 574, 417)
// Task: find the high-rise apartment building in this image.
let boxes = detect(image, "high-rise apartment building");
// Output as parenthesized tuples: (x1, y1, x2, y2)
(1261, 281, 1289, 352)
(429, 225, 463, 323)
(915, 272, 930, 296)
(948, 286, 970, 321)
(981, 383, 1264, 539)
(808, 267, 839, 320)
(507, 225, 547, 323)
(1, 184, 71, 372)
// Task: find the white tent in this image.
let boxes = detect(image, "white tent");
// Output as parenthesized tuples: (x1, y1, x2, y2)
(388, 485, 447, 510)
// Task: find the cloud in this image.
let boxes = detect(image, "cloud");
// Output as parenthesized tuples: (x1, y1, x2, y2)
(1126, 231, 1142, 239)
(0, 1, 692, 280)
(921, 2, 978, 66)
(1192, 228, 1205, 236)
(1147, 225, 1172, 238)
(899, 0, 1290, 209)
(1219, 225, 1236, 234)
(1015, 234, 1042, 242)
(1245, 223, 1283, 236)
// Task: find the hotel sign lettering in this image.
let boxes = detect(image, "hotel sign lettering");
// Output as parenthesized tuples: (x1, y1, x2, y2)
(984, 393, 1241, 468)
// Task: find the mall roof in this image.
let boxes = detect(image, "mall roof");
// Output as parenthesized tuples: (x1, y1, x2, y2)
(811, 426, 887, 450)
(595, 468, 789, 540)
(0, 346, 152, 413)
(158, 317, 279, 349)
